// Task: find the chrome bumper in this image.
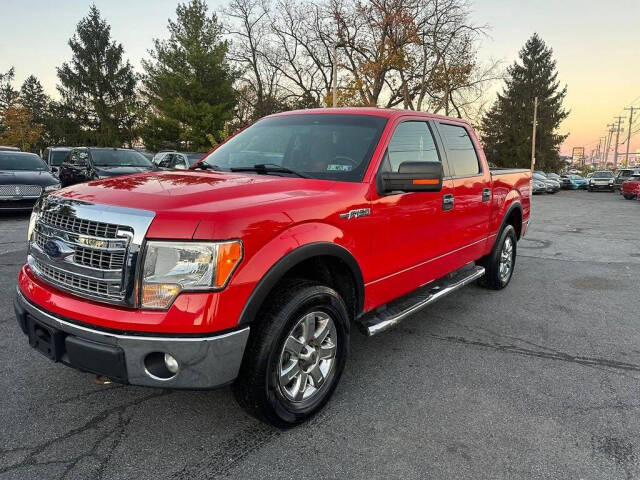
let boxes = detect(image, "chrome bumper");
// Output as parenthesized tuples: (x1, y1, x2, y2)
(14, 289, 250, 389)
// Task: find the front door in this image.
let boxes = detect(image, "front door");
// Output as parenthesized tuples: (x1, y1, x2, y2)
(368, 119, 455, 307)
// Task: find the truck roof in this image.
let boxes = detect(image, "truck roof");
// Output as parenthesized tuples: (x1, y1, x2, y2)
(267, 107, 472, 126)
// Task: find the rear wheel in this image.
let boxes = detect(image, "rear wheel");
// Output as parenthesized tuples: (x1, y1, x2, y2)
(623, 194, 635, 200)
(478, 224, 517, 290)
(233, 280, 349, 427)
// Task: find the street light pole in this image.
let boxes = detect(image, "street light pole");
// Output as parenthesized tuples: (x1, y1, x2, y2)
(530, 96, 537, 171)
(624, 107, 637, 166)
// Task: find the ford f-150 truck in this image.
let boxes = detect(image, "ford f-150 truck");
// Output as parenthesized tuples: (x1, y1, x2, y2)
(14, 108, 531, 427)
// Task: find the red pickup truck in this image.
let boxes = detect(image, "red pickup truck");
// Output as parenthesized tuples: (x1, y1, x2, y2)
(14, 108, 530, 426)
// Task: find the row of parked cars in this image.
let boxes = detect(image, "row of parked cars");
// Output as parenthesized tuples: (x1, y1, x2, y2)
(0, 145, 206, 211)
(531, 168, 640, 199)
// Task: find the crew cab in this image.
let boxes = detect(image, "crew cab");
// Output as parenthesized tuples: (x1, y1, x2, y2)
(14, 108, 530, 427)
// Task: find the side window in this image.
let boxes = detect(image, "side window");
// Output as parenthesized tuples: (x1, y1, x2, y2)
(384, 121, 440, 173)
(171, 154, 187, 169)
(438, 123, 481, 177)
(69, 149, 88, 166)
(158, 153, 173, 168)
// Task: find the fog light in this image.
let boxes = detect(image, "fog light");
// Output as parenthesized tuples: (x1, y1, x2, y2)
(164, 353, 179, 374)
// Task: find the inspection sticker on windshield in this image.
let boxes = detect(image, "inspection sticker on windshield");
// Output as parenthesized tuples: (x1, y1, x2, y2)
(327, 164, 352, 171)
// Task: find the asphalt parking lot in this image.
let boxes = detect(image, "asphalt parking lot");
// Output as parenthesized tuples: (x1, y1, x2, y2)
(1, 190, 640, 480)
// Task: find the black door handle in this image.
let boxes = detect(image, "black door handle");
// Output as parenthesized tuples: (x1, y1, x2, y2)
(442, 194, 454, 211)
(482, 188, 491, 202)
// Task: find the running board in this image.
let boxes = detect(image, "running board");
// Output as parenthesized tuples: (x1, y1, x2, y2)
(358, 265, 485, 336)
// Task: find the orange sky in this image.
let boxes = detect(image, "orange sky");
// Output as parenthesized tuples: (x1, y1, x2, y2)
(1, 0, 638, 159)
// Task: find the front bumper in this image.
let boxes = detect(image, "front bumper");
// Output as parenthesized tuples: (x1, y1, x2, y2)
(589, 183, 614, 190)
(0, 197, 38, 210)
(14, 289, 250, 389)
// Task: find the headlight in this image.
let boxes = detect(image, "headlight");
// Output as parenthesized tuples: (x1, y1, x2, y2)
(27, 210, 38, 241)
(141, 240, 243, 309)
(44, 183, 61, 192)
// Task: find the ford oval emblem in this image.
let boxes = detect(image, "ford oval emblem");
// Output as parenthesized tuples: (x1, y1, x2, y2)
(43, 239, 74, 260)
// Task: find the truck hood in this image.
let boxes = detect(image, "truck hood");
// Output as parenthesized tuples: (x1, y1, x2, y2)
(54, 171, 339, 238)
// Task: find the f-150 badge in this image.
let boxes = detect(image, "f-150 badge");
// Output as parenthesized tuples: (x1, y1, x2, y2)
(339, 208, 370, 220)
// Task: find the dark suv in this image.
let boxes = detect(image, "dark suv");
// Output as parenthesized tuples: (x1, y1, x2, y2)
(614, 168, 640, 191)
(58, 147, 154, 187)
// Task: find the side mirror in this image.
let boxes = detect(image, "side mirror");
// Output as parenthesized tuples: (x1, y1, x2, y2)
(380, 161, 443, 193)
(174, 163, 187, 170)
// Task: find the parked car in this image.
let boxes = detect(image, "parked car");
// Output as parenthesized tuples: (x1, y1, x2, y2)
(621, 174, 640, 200)
(42, 146, 71, 177)
(560, 174, 588, 190)
(532, 178, 547, 194)
(153, 151, 206, 170)
(0, 151, 60, 210)
(58, 147, 155, 187)
(533, 170, 547, 177)
(15, 108, 531, 427)
(614, 168, 640, 191)
(588, 170, 615, 191)
(533, 173, 559, 194)
(546, 172, 561, 182)
(0, 146, 20, 151)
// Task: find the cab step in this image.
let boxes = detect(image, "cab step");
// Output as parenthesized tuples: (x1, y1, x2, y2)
(357, 264, 485, 336)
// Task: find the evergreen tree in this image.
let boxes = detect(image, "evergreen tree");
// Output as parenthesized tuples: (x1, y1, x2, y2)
(141, 0, 237, 151)
(20, 75, 50, 151)
(20, 75, 49, 125)
(480, 34, 568, 171)
(0, 67, 18, 136)
(56, 5, 137, 147)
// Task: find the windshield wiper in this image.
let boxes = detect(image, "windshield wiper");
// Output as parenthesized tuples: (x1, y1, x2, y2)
(190, 162, 221, 171)
(229, 163, 309, 178)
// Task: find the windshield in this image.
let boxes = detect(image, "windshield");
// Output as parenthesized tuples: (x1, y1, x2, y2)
(183, 153, 205, 166)
(91, 149, 152, 168)
(0, 152, 47, 171)
(533, 173, 547, 181)
(201, 114, 388, 182)
(593, 172, 613, 178)
(50, 150, 69, 166)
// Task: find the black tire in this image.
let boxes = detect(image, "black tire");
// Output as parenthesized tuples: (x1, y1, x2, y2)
(232, 280, 350, 428)
(623, 194, 634, 200)
(477, 224, 517, 290)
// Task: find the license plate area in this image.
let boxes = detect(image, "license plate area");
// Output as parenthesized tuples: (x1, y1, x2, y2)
(27, 315, 66, 361)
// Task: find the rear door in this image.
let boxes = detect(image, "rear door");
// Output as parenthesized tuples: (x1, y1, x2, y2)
(434, 121, 492, 265)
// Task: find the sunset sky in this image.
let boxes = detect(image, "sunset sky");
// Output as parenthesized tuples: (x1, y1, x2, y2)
(1, 0, 638, 157)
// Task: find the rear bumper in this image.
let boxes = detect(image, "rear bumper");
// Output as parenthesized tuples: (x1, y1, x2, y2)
(589, 183, 614, 190)
(14, 289, 250, 389)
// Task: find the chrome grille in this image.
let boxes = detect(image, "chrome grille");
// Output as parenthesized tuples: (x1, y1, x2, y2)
(0, 184, 42, 197)
(41, 211, 120, 238)
(32, 258, 124, 301)
(28, 196, 155, 307)
(34, 230, 126, 270)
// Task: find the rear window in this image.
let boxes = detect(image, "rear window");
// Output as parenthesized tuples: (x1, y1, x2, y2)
(50, 150, 69, 166)
(593, 172, 613, 178)
(0, 152, 47, 171)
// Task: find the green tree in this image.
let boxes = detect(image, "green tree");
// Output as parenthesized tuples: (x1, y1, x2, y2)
(0, 67, 18, 136)
(20, 75, 50, 151)
(480, 34, 568, 171)
(141, 0, 237, 151)
(56, 4, 137, 147)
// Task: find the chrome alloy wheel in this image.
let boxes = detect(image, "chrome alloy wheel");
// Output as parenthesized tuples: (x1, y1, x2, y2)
(499, 236, 514, 282)
(278, 311, 338, 402)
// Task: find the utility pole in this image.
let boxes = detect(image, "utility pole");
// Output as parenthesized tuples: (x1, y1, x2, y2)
(624, 107, 638, 166)
(603, 123, 615, 167)
(332, 42, 338, 108)
(596, 137, 603, 165)
(612, 116, 624, 168)
(530, 96, 538, 171)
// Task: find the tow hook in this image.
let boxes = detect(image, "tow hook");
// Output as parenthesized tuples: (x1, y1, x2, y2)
(93, 375, 113, 385)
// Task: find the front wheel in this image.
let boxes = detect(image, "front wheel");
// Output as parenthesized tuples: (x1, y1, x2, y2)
(233, 280, 349, 427)
(478, 224, 517, 290)
(623, 194, 635, 200)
